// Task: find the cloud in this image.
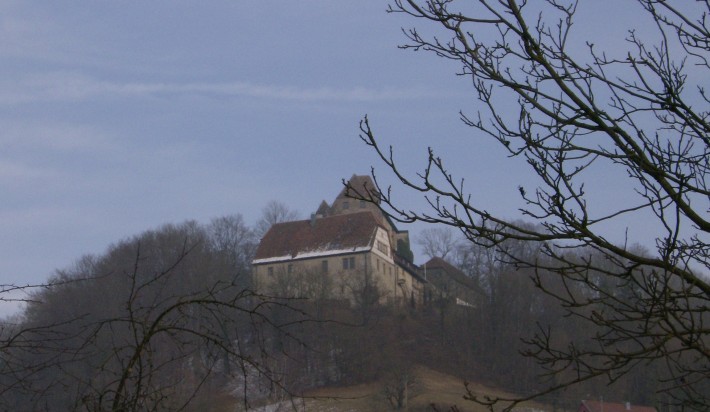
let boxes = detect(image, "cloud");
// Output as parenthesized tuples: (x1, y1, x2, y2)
(0, 122, 119, 188)
(0, 72, 452, 105)
(1, 122, 117, 153)
(0, 160, 54, 183)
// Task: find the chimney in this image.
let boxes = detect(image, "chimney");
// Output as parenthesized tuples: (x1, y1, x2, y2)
(310, 213, 317, 227)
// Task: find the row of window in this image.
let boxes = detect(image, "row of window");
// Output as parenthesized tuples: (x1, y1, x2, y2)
(375, 257, 394, 276)
(341, 200, 368, 210)
(265, 255, 402, 276)
(265, 257, 355, 277)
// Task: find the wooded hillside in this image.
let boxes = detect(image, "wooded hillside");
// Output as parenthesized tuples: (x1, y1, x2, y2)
(1, 214, 693, 410)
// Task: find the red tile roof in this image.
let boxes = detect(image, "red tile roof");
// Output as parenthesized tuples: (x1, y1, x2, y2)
(253, 211, 381, 263)
(580, 401, 656, 412)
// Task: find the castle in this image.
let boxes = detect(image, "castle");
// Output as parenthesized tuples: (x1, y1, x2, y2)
(252, 175, 481, 307)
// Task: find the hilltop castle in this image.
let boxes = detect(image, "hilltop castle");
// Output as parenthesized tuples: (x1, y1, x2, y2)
(252, 175, 481, 307)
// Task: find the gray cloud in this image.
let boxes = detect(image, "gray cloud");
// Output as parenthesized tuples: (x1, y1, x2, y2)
(0, 72, 452, 105)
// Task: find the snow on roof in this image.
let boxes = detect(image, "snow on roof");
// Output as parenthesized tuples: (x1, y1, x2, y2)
(253, 211, 381, 264)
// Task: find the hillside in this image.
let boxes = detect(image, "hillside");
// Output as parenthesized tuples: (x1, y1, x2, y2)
(206, 366, 549, 412)
(2, 217, 669, 411)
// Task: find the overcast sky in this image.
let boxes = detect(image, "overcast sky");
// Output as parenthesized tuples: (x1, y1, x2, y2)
(0, 1, 679, 316)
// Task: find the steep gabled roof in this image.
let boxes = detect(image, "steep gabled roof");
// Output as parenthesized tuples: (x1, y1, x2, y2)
(335, 174, 407, 236)
(337, 174, 379, 204)
(315, 200, 330, 216)
(580, 401, 656, 412)
(253, 211, 381, 264)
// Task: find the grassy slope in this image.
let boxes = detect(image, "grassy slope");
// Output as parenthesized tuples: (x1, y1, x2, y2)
(299, 365, 547, 412)
(206, 365, 549, 411)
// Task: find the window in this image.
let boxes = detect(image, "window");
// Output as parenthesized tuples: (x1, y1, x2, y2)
(321, 260, 328, 274)
(342, 256, 355, 270)
(360, 200, 367, 208)
(287, 264, 293, 274)
(268, 267, 274, 276)
(342, 201, 349, 210)
(377, 240, 388, 255)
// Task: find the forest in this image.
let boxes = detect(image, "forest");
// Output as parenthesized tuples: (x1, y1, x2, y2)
(1, 203, 691, 411)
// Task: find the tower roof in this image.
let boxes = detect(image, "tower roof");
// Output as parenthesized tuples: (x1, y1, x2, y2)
(337, 174, 379, 204)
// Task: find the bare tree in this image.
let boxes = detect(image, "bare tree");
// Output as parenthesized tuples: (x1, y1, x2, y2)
(416, 227, 460, 261)
(383, 363, 415, 410)
(357, 1, 710, 410)
(0, 221, 308, 411)
(255, 201, 300, 239)
(209, 214, 257, 288)
(343, 269, 384, 326)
